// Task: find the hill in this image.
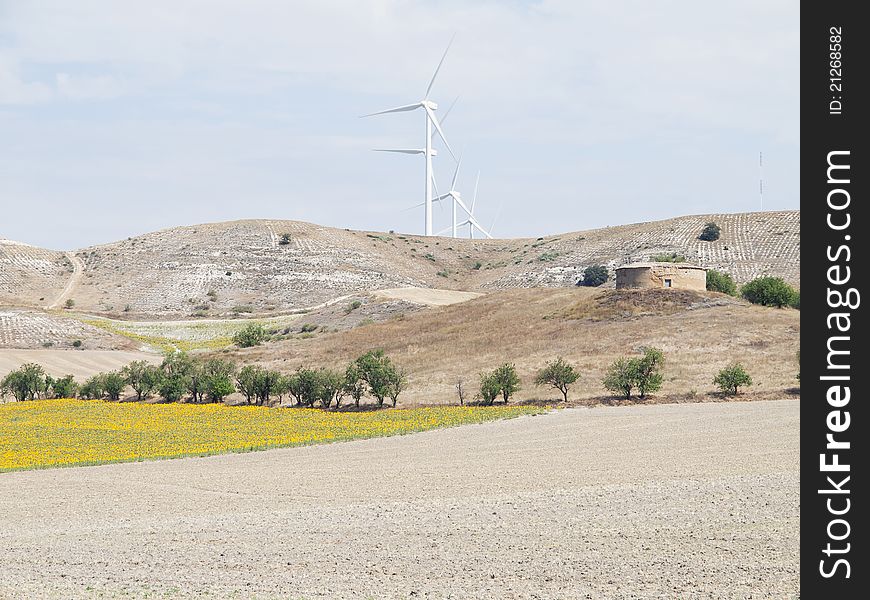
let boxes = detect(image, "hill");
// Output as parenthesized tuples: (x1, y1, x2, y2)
(224, 287, 800, 405)
(2, 211, 799, 317)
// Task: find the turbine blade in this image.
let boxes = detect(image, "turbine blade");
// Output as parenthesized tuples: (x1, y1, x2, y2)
(434, 225, 453, 236)
(441, 95, 460, 124)
(360, 102, 422, 117)
(373, 148, 425, 154)
(451, 193, 473, 217)
(425, 106, 456, 161)
(471, 171, 480, 214)
(425, 34, 455, 99)
(450, 154, 462, 191)
(489, 201, 503, 235)
(470, 216, 493, 239)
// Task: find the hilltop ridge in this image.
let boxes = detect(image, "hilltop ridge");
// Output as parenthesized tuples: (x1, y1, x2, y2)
(1, 211, 799, 316)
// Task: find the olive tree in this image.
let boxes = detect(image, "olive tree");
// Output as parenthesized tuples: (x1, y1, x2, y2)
(534, 357, 580, 402)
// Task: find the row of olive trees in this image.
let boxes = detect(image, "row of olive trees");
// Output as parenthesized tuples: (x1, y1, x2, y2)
(1, 349, 408, 409)
(467, 351, 757, 405)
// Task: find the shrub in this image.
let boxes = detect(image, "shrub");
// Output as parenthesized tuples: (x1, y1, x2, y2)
(72, 340, 83, 348)
(603, 348, 665, 400)
(344, 300, 362, 314)
(80, 375, 105, 399)
(698, 222, 721, 241)
(288, 367, 322, 407)
(386, 367, 408, 407)
(633, 347, 664, 398)
(790, 291, 800, 309)
(713, 363, 753, 395)
(102, 372, 127, 401)
(478, 372, 501, 406)
(1, 363, 48, 401)
(492, 363, 521, 404)
(741, 277, 798, 308)
(300, 323, 318, 333)
(534, 357, 580, 402)
(650, 252, 686, 263)
(706, 269, 737, 295)
(279, 233, 292, 245)
(577, 265, 608, 287)
(233, 323, 267, 347)
(317, 368, 346, 408)
(64, 298, 75, 309)
(603, 358, 637, 400)
(343, 364, 367, 407)
(48, 374, 79, 399)
(122, 361, 163, 400)
(201, 358, 237, 403)
(236, 365, 261, 405)
(354, 350, 403, 407)
(158, 374, 187, 402)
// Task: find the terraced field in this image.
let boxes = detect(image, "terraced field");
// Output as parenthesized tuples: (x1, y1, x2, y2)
(1, 211, 799, 317)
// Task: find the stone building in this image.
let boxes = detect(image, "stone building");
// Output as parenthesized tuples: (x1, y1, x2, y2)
(615, 262, 707, 291)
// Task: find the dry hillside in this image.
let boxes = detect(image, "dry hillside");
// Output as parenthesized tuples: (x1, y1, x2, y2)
(1, 211, 799, 317)
(226, 287, 801, 405)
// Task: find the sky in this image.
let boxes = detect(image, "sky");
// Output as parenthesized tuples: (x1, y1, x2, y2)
(0, 0, 799, 250)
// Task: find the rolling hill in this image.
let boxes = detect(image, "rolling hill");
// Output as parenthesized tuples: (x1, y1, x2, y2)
(2, 210, 799, 317)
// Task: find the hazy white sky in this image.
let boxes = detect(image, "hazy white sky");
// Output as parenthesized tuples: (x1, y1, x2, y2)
(1, 0, 799, 250)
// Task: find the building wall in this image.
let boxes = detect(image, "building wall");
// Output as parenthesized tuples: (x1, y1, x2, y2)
(615, 265, 707, 291)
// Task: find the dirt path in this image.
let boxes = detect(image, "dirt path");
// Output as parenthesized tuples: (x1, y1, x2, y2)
(374, 286, 483, 306)
(46, 252, 84, 310)
(0, 400, 798, 599)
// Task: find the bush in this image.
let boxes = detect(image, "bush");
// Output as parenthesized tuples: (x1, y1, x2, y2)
(122, 361, 163, 400)
(48, 374, 79, 399)
(1, 363, 48, 401)
(478, 372, 501, 406)
(64, 298, 75, 309)
(633, 347, 664, 398)
(603, 347, 665, 400)
(279, 233, 292, 245)
(344, 300, 362, 314)
(790, 291, 800, 309)
(355, 350, 401, 407)
(650, 252, 686, 263)
(705, 269, 737, 296)
(80, 375, 105, 399)
(236, 365, 260, 405)
(201, 358, 237, 403)
(233, 323, 267, 347)
(741, 277, 798, 308)
(698, 222, 721, 241)
(343, 364, 367, 407)
(577, 265, 609, 287)
(102, 372, 127, 401)
(534, 357, 580, 402)
(713, 363, 753, 395)
(317, 368, 346, 408)
(603, 357, 636, 400)
(480, 363, 521, 404)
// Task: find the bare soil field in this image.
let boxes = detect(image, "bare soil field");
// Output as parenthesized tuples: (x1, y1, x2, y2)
(232, 287, 800, 405)
(2, 211, 799, 316)
(0, 399, 799, 599)
(0, 349, 158, 381)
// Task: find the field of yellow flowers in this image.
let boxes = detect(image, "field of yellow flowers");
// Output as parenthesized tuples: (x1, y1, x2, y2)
(0, 399, 545, 472)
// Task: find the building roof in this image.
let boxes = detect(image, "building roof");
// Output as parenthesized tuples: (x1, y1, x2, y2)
(615, 262, 706, 270)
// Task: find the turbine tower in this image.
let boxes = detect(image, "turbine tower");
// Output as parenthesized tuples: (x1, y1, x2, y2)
(362, 38, 457, 236)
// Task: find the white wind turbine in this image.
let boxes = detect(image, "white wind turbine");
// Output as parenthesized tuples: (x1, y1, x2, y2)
(362, 38, 457, 236)
(434, 170, 493, 239)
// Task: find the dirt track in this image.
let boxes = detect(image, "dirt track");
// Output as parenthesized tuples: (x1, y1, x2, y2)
(0, 400, 799, 599)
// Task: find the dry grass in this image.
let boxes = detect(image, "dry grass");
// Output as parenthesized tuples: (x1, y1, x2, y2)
(225, 287, 800, 405)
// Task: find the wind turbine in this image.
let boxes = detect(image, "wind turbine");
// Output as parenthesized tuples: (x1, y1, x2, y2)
(362, 38, 457, 236)
(435, 171, 493, 239)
